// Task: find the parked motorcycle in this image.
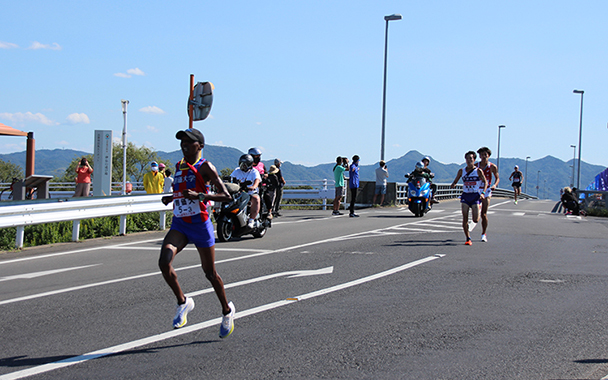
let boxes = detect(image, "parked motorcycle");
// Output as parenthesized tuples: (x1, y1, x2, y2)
(213, 181, 271, 242)
(405, 173, 433, 217)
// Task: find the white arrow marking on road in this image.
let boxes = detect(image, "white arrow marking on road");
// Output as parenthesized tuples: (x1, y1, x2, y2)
(0, 264, 100, 282)
(0, 256, 440, 380)
(185, 267, 334, 298)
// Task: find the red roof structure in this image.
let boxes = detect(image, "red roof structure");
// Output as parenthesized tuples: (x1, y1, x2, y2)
(0, 122, 27, 137)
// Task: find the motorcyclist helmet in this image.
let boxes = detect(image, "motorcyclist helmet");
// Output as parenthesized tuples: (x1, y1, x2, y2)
(239, 154, 254, 171)
(422, 156, 430, 165)
(248, 147, 262, 164)
(415, 161, 424, 171)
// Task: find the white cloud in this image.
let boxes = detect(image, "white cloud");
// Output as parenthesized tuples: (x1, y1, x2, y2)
(0, 112, 58, 126)
(28, 42, 62, 50)
(139, 106, 165, 115)
(145, 125, 159, 132)
(66, 113, 90, 124)
(213, 140, 226, 146)
(114, 68, 145, 78)
(127, 68, 145, 76)
(0, 41, 19, 49)
(57, 140, 70, 146)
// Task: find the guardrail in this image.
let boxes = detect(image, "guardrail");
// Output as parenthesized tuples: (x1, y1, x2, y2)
(395, 182, 537, 205)
(0, 180, 539, 249)
(0, 195, 171, 249)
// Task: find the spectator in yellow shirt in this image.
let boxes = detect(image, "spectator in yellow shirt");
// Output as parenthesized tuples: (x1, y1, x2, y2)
(143, 161, 164, 194)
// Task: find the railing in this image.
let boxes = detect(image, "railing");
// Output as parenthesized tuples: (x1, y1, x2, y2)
(0, 194, 171, 249)
(395, 182, 537, 205)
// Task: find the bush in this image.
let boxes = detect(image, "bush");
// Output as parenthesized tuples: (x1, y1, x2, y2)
(0, 212, 173, 251)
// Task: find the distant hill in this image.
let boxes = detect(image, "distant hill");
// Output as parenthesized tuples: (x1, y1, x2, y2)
(1, 147, 605, 200)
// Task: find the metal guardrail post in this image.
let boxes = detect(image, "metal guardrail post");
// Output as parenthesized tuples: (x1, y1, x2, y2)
(160, 211, 166, 230)
(322, 179, 327, 211)
(72, 220, 80, 242)
(119, 215, 127, 235)
(16, 226, 24, 249)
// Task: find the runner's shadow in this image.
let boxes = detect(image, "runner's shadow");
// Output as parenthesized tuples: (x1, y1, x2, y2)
(0, 340, 216, 369)
(388, 239, 458, 247)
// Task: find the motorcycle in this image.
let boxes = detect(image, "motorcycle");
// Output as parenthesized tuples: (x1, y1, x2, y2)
(213, 181, 271, 242)
(405, 173, 433, 217)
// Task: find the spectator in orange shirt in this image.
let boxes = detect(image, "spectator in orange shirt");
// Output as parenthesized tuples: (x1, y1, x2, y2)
(74, 157, 93, 197)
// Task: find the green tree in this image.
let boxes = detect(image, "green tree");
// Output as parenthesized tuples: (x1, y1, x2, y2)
(112, 142, 162, 183)
(0, 159, 24, 182)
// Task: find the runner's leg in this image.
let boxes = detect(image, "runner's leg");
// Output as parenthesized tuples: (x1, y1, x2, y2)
(159, 229, 189, 304)
(197, 245, 230, 314)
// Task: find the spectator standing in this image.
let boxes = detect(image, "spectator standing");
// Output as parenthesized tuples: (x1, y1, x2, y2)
(266, 165, 280, 219)
(349, 155, 360, 217)
(372, 160, 389, 205)
(273, 159, 286, 216)
(163, 168, 174, 194)
(332, 156, 347, 215)
(144, 161, 164, 194)
(74, 157, 93, 197)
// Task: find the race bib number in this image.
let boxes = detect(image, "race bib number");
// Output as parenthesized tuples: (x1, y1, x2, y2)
(173, 194, 201, 218)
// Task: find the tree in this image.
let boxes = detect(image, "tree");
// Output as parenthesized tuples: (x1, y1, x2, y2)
(0, 159, 23, 182)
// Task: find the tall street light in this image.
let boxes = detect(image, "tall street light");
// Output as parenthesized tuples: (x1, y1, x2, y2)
(570, 144, 576, 188)
(121, 100, 129, 195)
(496, 125, 506, 173)
(573, 89, 584, 189)
(525, 156, 530, 194)
(380, 13, 402, 161)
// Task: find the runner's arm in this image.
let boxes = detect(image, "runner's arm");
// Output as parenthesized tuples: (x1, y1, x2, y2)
(492, 164, 500, 189)
(450, 169, 463, 188)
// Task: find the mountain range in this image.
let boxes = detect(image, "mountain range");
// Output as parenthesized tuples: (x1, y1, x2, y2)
(0, 147, 605, 200)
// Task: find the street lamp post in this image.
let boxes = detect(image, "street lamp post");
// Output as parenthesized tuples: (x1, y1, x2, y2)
(525, 156, 530, 194)
(573, 89, 584, 189)
(380, 13, 402, 161)
(121, 100, 129, 195)
(570, 144, 576, 188)
(497, 125, 506, 173)
(537, 170, 541, 198)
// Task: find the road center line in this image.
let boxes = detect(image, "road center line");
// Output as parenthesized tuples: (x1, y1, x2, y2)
(0, 255, 441, 380)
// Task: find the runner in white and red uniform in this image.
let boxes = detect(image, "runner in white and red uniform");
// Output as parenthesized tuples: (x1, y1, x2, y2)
(476, 147, 500, 243)
(451, 151, 488, 245)
(159, 128, 235, 338)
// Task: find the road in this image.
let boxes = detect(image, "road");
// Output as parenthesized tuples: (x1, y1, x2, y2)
(1, 199, 608, 380)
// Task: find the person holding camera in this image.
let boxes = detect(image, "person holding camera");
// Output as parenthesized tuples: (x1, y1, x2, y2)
(74, 157, 93, 197)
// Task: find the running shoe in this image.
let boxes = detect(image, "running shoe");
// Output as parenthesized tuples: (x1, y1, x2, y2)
(247, 219, 255, 229)
(349, 213, 359, 217)
(219, 301, 235, 339)
(465, 238, 473, 246)
(481, 234, 488, 242)
(173, 297, 195, 329)
(514, 200, 518, 205)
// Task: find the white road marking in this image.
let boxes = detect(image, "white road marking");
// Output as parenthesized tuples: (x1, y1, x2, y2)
(512, 212, 525, 216)
(0, 255, 441, 380)
(186, 267, 334, 297)
(0, 264, 100, 282)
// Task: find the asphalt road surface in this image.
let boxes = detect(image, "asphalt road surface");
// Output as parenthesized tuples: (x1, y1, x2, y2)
(2, 198, 608, 380)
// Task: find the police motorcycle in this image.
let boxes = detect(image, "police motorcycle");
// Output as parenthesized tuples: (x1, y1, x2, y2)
(213, 155, 271, 242)
(404, 161, 433, 217)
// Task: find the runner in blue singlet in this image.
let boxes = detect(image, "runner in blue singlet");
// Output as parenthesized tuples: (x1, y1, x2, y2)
(450, 151, 488, 245)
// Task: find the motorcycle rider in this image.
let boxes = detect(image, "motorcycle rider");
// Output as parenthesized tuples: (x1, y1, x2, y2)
(230, 154, 261, 229)
(249, 147, 275, 219)
(248, 147, 266, 176)
(407, 161, 432, 181)
(421, 156, 439, 204)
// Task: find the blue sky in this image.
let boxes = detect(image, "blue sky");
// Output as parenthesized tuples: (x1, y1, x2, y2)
(1, 1, 607, 167)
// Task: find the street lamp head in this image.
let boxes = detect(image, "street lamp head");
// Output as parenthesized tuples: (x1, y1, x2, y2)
(573, 89, 584, 94)
(384, 14, 402, 21)
(570, 144, 576, 148)
(498, 125, 506, 128)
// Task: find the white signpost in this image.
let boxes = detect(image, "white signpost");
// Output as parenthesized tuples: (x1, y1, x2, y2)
(93, 130, 113, 196)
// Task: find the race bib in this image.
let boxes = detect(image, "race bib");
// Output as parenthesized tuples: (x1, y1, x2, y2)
(172, 194, 201, 218)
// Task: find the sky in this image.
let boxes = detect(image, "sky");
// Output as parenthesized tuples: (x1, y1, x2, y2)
(1, 1, 607, 168)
